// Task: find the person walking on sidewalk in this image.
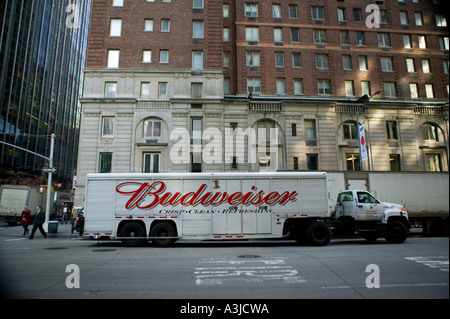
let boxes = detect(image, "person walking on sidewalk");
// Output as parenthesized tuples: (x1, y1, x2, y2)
(21, 206, 31, 236)
(28, 206, 47, 239)
(61, 203, 68, 224)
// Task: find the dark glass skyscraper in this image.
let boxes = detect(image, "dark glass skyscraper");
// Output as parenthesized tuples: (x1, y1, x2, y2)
(0, 0, 92, 188)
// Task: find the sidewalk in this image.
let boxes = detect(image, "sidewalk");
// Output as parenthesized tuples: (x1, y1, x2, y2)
(0, 220, 81, 239)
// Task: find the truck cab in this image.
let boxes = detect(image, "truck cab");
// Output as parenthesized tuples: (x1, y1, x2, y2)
(334, 190, 410, 243)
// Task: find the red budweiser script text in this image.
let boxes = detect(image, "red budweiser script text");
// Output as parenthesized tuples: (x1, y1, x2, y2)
(116, 181, 298, 210)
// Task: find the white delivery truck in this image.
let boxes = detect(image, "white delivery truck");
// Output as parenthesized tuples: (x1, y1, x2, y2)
(83, 172, 332, 246)
(83, 172, 409, 246)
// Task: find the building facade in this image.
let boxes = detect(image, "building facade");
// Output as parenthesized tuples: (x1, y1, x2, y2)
(0, 0, 92, 188)
(75, 0, 448, 205)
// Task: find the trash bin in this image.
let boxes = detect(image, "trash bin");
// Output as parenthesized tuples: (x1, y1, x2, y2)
(48, 221, 59, 234)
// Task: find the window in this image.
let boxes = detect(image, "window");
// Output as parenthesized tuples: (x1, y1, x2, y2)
(381, 57, 393, 72)
(399, 11, 408, 25)
(144, 19, 153, 32)
(357, 192, 379, 204)
(142, 50, 152, 63)
(386, 121, 398, 140)
(192, 51, 203, 69)
(274, 28, 283, 43)
(292, 52, 301, 68)
(425, 84, 434, 98)
(358, 56, 368, 70)
(99, 153, 112, 173)
(246, 51, 260, 67)
(312, 6, 324, 22)
(409, 83, 419, 98)
(102, 117, 114, 137)
(110, 19, 122, 37)
(440, 37, 449, 50)
(353, 8, 362, 22)
(276, 78, 286, 94)
(422, 124, 439, 141)
(291, 28, 300, 42)
(245, 27, 259, 42)
(223, 27, 230, 42)
(191, 83, 202, 98)
(436, 14, 447, 27)
(346, 154, 360, 171)
(307, 154, 318, 171)
(291, 123, 297, 136)
(361, 81, 371, 96)
(317, 80, 331, 95)
(345, 81, 355, 96)
(294, 79, 303, 95)
(141, 82, 150, 98)
(245, 3, 258, 17)
(193, 21, 204, 39)
(112, 0, 123, 7)
(158, 82, 168, 97)
(304, 119, 316, 140)
(289, 5, 298, 19)
(293, 157, 299, 170)
(275, 52, 284, 68)
(313, 29, 327, 44)
(425, 154, 442, 171)
(418, 35, 427, 49)
(338, 8, 346, 22)
(247, 78, 261, 93)
(144, 119, 161, 137)
(107, 50, 119, 68)
(161, 19, 170, 32)
(390, 154, 401, 171)
(403, 35, 412, 48)
(223, 52, 230, 68)
(105, 82, 117, 98)
(422, 59, 431, 73)
(414, 12, 423, 26)
(193, 0, 203, 9)
(272, 4, 281, 19)
(316, 54, 329, 69)
(384, 83, 396, 97)
(340, 31, 350, 45)
(143, 153, 160, 173)
(342, 55, 352, 70)
(343, 122, 357, 140)
(356, 31, 366, 45)
(191, 118, 202, 145)
(160, 50, 169, 63)
(223, 4, 230, 17)
(378, 33, 391, 47)
(406, 58, 416, 73)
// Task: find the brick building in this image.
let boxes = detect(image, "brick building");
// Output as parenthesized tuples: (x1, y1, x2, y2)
(75, 0, 448, 205)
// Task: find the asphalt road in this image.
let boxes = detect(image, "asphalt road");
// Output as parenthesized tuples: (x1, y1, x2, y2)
(0, 222, 448, 305)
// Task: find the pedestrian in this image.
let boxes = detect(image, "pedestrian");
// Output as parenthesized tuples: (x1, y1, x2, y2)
(28, 206, 47, 239)
(21, 206, 31, 236)
(61, 203, 68, 224)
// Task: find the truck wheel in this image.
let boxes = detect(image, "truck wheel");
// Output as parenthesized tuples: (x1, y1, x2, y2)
(384, 220, 407, 244)
(120, 222, 146, 247)
(150, 222, 177, 247)
(306, 221, 331, 246)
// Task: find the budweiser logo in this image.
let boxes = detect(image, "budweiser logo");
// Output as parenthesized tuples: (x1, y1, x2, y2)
(116, 181, 297, 210)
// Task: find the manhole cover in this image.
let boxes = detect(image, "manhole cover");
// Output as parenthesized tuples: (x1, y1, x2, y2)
(238, 255, 261, 258)
(44, 247, 67, 250)
(92, 249, 117, 252)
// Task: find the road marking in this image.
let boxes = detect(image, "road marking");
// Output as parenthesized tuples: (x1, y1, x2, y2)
(195, 257, 306, 286)
(405, 256, 449, 272)
(5, 238, 27, 242)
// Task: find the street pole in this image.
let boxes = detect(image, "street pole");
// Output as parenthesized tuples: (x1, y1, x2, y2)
(44, 133, 55, 232)
(356, 89, 381, 171)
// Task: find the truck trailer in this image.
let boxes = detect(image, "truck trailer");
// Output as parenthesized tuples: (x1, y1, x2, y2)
(83, 172, 409, 247)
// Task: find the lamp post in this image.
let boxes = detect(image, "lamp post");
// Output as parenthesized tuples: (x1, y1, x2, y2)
(356, 89, 381, 171)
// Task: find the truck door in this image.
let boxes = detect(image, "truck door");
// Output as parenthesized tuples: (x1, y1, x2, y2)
(336, 191, 356, 219)
(211, 179, 241, 235)
(356, 191, 383, 221)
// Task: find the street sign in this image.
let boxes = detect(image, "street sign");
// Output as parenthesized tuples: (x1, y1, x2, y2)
(42, 167, 57, 173)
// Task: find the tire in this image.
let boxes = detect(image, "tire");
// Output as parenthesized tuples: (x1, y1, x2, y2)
(150, 222, 177, 247)
(384, 220, 408, 244)
(120, 222, 146, 247)
(306, 221, 331, 246)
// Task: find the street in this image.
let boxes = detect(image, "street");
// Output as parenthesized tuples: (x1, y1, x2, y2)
(0, 221, 448, 303)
